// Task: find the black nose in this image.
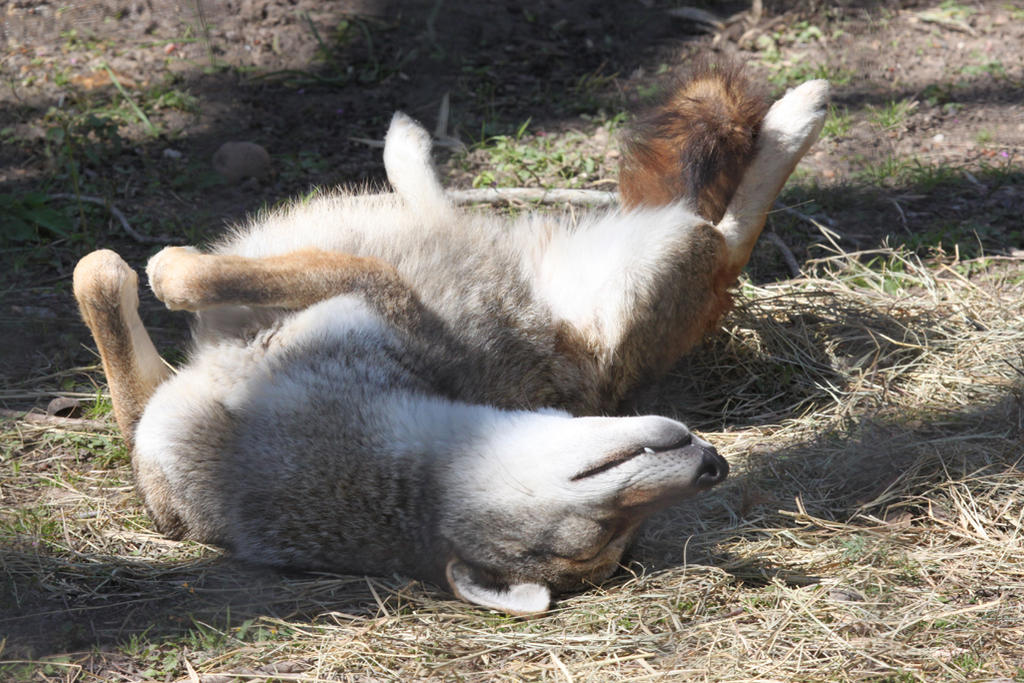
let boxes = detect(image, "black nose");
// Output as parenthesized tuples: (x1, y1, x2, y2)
(696, 447, 729, 488)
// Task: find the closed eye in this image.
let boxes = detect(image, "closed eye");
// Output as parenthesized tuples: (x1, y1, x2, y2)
(570, 448, 645, 482)
(569, 433, 693, 482)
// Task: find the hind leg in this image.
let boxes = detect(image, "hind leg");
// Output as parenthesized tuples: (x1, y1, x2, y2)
(716, 79, 829, 278)
(536, 81, 828, 408)
(73, 250, 172, 444)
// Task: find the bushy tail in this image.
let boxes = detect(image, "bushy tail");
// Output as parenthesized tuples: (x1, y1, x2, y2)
(618, 60, 769, 222)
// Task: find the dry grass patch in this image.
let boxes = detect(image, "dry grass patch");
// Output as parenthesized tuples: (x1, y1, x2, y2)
(2, 246, 1022, 681)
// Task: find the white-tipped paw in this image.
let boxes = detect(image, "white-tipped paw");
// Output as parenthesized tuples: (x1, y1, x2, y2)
(385, 112, 433, 157)
(761, 79, 830, 156)
(146, 246, 204, 311)
(383, 112, 434, 186)
(383, 111, 450, 213)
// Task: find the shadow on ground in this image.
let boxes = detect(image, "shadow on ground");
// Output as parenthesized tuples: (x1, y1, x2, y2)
(3, 384, 1020, 658)
(2, 0, 1022, 662)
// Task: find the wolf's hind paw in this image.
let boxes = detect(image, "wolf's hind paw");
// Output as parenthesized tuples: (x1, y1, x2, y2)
(761, 80, 830, 156)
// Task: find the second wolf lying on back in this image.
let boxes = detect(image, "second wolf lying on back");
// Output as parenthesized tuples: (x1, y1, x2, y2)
(73, 65, 828, 614)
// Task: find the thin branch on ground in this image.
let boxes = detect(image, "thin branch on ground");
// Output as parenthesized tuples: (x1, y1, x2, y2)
(763, 231, 802, 277)
(47, 194, 181, 244)
(773, 200, 836, 228)
(447, 187, 617, 206)
(0, 408, 110, 431)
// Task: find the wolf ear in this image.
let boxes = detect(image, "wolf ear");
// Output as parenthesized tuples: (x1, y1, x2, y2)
(445, 559, 551, 615)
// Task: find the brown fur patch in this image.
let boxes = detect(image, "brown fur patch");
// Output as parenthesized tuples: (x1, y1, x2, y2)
(153, 247, 420, 319)
(618, 60, 769, 222)
(599, 223, 734, 411)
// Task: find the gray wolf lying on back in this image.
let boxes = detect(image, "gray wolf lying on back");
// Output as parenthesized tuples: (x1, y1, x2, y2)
(73, 65, 827, 614)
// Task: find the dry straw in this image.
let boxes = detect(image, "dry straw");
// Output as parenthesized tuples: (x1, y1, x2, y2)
(2, 243, 1022, 681)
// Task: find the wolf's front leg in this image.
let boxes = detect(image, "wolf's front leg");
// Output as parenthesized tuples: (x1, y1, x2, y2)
(73, 250, 173, 443)
(147, 246, 422, 323)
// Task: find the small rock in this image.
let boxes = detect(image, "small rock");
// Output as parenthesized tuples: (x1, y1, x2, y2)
(47, 397, 81, 418)
(932, 133, 945, 144)
(260, 660, 309, 674)
(828, 587, 865, 602)
(213, 141, 270, 184)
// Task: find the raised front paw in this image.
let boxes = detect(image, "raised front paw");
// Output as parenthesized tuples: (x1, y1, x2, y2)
(146, 246, 205, 311)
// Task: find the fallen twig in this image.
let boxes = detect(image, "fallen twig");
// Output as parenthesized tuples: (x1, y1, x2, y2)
(47, 193, 180, 244)
(349, 136, 385, 148)
(447, 187, 617, 206)
(763, 231, 802, 277)
(889, 197, 908, 231)
(914, 10, 977, 36)
(0, 408, 110, 432)
(667, 7, 725, 32)
(773, 201, 836, 228)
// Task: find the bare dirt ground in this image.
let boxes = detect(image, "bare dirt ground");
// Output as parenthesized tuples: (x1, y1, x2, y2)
(1, 1, 1023, 681)
(0, 1, 1021, 383)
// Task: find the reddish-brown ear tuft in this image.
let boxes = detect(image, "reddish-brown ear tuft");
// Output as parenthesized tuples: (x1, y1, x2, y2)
(618, 60, 770, 222)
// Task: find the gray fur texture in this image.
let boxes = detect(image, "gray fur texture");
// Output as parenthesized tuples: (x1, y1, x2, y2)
(73, 78, 828, 613)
